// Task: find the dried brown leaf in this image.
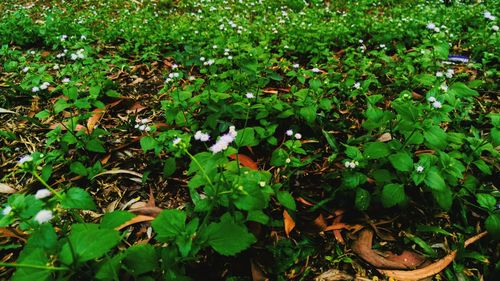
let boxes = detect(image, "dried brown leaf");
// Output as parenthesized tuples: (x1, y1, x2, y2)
(283, 210, 295, 237)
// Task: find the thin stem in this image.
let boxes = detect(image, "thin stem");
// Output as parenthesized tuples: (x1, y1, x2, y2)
(32, 172, 63, 200)
(184, 150, 215, 189)
(0, 262, 68, 271)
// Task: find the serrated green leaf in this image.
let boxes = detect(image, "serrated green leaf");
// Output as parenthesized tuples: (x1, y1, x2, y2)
(12, 248, 51, 281)
(381, 184, 406, 208)
(355, 188, 371, 211)
(476, 194, 497, 211)
(151, 210, 186, 242)
(140, 136, 157, 152)
(163, 158, 176, 177)
(124, 244, 158, 275)
(424, 126, 447, 150)
(424, 167, 446, 191)
(70, 161, 88, 176)
(431, 187, 453, 210)
(206, 217, 256, 256)
(61, 188, 96, 210)
(276, 191, 296, 211)
(485, 214, 500, 240)
(100, 211, 136, 229)
(388, 152, 413, 172)
(364, 142, 390, 159)
(85, 139, 106, 153)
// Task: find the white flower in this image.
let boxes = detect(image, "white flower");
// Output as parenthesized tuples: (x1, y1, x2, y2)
(286, 129, 293, 136)
(440, 83, 448, 92)
(209, 127, 237, 154)
(285, 158, 291, 164)
(54, 64, 60, 70)
(292, 63, 300, 68)
(40, 82, 50, 90)
(348, 162, 356, 169)
(435, 71, 443, 77)
(212, 45, 218, 49)
(2, 206, 12, 216)
(35, 189, 52, 199)
(194, 131, 210, 142)
(353, 82, 361, 89)
(138, 124, 147, 131)
(426, 22, 436, 30)
(81, 35, 87, 40)
(224, 48, 230, 52)
(204, 59, 215, 66)
(294, 133, 302, 139)
(484, 11, 492, 18)
(34, 210, 53, 224)
(70, 53, 78, 60)
(171, 64, 179, 69)
(492, 25, 499, 31)
(259, 181, 266, 187)
(62, 77, 71, 83)
(432, 101, 442, 108)
(428, 96, 437, 103)
(18, 155, 33, 165)
(433, 27, 440, 32)
(22, 67, 29, 72)
(188, 76, 196, 81)
(344, 161, 350, 168)
(227, 55, 233, 60)
(32, 86, 40, 93)
(416, 165, 424, 173)
(245, 92, 255, 99)
(172, 137, 182, 146)
(200, 57, 206, 62)
(380, 44, 386, 49)
(311, 68, 321, 73)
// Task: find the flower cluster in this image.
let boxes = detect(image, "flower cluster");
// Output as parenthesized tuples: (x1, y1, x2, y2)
(436, 69, 454, 79)
(35, 189, 52, 199)
(194, 131, 210, 142)
(209, 126, 237, 153)
(32, 82, 50, 93)
(18, 154, 33, 165)
(428, 96, 442, 109)
(165, 72, 180, 83)
(285, 129, 302, 139)
(134, 118, 151, 132)
(344, 160, 359, 169)
(426, 22, 440, 32)
(70, 49, 85, 60)
(484, 11, 496, 21)
(34, 210, 53, 224)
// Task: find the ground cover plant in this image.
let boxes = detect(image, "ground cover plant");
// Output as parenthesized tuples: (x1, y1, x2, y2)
(0, 0, 498, 280)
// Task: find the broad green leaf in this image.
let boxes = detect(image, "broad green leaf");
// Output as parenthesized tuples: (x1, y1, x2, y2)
(473, 160, 492, 175)
(434, 42, 449, 59)
(424, 167, 446, 191)
(476, 194, 497, 211)
(235, 127, 258, 147)
(381, 184, 406, 208)
(299, 105, 317, 124)
(61, 187, 96, 210)
(424, 126, 447, 150)
(54, 99, 69, 114)
(388, 152, 414, 172)
(24, 224, 58, 253)
(124, 244, 158, 276)
(96, 253, 125, 280)
(234, 184, 266, 211)
(60, 224, 121, 264)
(140, 136, 157, 152)
(206, 217, 256, 256)
(485, 214, 500, 240)
(70, 161, 88, 176)
(355, 188, 371, 211)
(392, 101, 419, 122)
(100, 211, 136, 229)
(163, 158, 177, 177)
(12, 248, 51, 281)
(270, 148, 289, 166)
(431, 187, 453, 211)
(344, 145, 363, 160)
(449, 82, 478, 98)
(151, 210, 186, 242)
(342, 172, 367, 189)
(247, 210, 270, 224)
(85, 139, 106, 153)
(276, 191, 296, 211)
(364, 142, 390, 159)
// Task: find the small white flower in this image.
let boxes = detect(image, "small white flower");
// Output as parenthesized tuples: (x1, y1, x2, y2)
(416, 165, 424, 173)
(188, 76, 196, 81)
(440, 83, 448, 92)
(245, 92, 255, 99)
(353, 82, 361, 89)
(40, 82, 49, 90)
(435, 71, 443, 77)
(212, 45, 218, 49)
(344, 161, 351, 168)
(62, 77, 71, 83)
(285, 158, 291, 164)
(140, 118, 149, 124)
(200, 57, 205, 62)
(294, 133, 302, 139)
(18, 155, 33, 165)
(52, 64, 59, 70)
(224, 48, 230, 52)
(172, 137, 182, 146)
(348, 162, 356, 169)
(22, 67, 29, 72)
(426, 23, 436, 30)
(194, 131, 210, 142)
(227, 55, 233, 60)
(81, 35, 87, 40)
(432, 101, 442, 109)
(259, 181, 266, 187)
(292, 63, 300, 68)
(2, 206, 12, 216)
(32, 86, 40, 93)
(492, 25, 499, 32)
(433, 27, 440, 32)
(428, 96, 437, 103)
(379, 44, 386, 49)
(311, 67, 321, 73)
(286, 129, 293, 136)
(138, 124, 147, 131)
(35, 189, 52, 199)
(171, 64, 179, 69)
(70, 53, 78, 60)
(284, 45, 289, 49)
(34, 210, 53, 224)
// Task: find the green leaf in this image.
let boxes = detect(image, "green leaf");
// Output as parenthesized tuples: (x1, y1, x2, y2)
(124, 244, 158, 275)
(392, 101, 419, 122)
(24, 224, 58, 253)
(235, 127, 258, 147)
(163, 158, 177, 177)
(96, 253, 125, 280)
(381, 184, 406, 208)
(54, 99, 69, 114)
(61, 187, 96, 210)
(473, 160, 492, 175)
(276, 191, 296, 211)
(415, 225, 452, 236)
(434, 42, 449, 59)
(89, 86, 101, 97)
(431, 187, 453, 211)
(476, 194, 497, 211)
(151, 210, 186, 242)
(355, 188, 371, 211)
(299, 105, 317, 123)
(424, 126, 447, 150)
(270, 148, 289, 166)
(344, 145, 362, 160)
(70, 161, 88, 176)
(60, 224, 121, 264)
(485, 213, 500, 240)
(364, 142, 390, 159)
(12, 248, 51, 281)
(388, 152, 414, 172)
(85, 139, 106, 153)
(100, 211, 136, 229)
(449, 82, 478, 98)
(140, 136, 157, 152)
(247, 210, 270, 224)
(206, 216, 256, 256)
(424, 167, 446, 191)
(342, 172, 367, 189)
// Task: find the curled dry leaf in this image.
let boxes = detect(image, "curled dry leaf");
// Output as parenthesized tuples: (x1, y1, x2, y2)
(377, 133, 392, 142)
(92, 169, 143, 179)
(129, 206, 163, 217)
(115, 215, 155, 231)
(378, 231, 488, 281)
(352, 229, 427, 270)
(283, 210, 295, 237)
(86, 108, 105, 133)
(0, 183, 17, 194)
(228, 153, 258, 170)
(0, 108, 17, 114)
(0, 228, 28, 242)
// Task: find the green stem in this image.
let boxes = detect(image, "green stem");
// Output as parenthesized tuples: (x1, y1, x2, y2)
(184, 150, 215, 189)
(0, 262, 68, 271)
(32, 172, 63, 200)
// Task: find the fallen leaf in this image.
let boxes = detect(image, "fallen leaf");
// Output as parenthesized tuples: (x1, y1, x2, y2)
(314, 214, 328, 231)
(228, 153, 258, 170)
(352, 229, 427, 270)
(315, 269, 354, 281)
(92, 169, 143, 179)
(283, 210, 295, 237)
(86, 108, 105, 133)
(296, 197, 314, 206)
(129, 206, 163, 217)
(0, 228, 28, 242)
(251, 259, 269, 281)
(378, 231, 488, 281)
(115, 215, 155, 231)
(332, 213, 345, 244)
(377, 133, 392, 142)
(0, 108, 17, 114)
(126, 102, 146, 114)
(129, 77, 144, 86)
(0, 183, 17, 194)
